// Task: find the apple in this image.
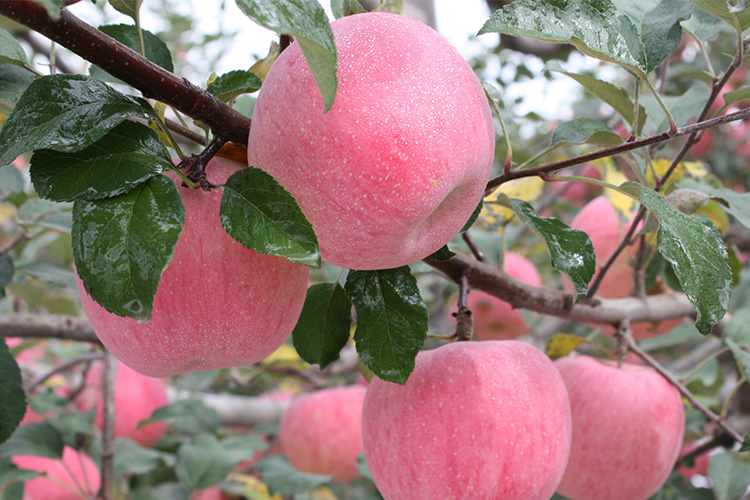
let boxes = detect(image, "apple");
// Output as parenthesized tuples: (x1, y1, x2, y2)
(13, 446, 100, 500)
(77, 158, 310, 377)
(554, 355, 685, 500)
(550, 162, 602, 204)
(279, 385, 366, 482)
(248, 12, 495, 270)
(362, 340, 571, 500)
(74, 360, 169, 447)
(677, 443, 710, 480)
(448, 252, 541, 340)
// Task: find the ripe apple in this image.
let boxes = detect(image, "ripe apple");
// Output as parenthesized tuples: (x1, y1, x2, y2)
(77, 158, 309, 377)
(362, 341, 571, 500)
(13, 446, 100, 500)
(550, 162, 602, 204)
(279, 385, 366, 482)
(248, 12, 495, 270)
(74, 360, 169, 447)
(554, 355, 685, 500)
(448, 252, 541, 340)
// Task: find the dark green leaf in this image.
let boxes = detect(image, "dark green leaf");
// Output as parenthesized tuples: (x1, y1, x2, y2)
(72, 175, 184, 321)
(0, 74, 157, 166)
(30, 121, 169, 202)
(0, 165, 25, 198)
(142, 399, 218, 435)
(547, 62, 647, 131)
(113, 439, 174, 477)
(548, 118, 622, 149)
(0, 339, 24, 446)
(709, 452, 750, 500)
(0, 255, 13, 293)
(345, 267, 428, 384)
(426, 245, 456, 262)
(207, 70, 262, 102)
(93, 24, 173, 78)
(108, 0, 143, 20)
(689, 0, 750, 31)
(0, 29, 28, 68)
(235, 0, 338, 111)
(220, 167, 320, 267)
(636, 184, 731, 334)
(0, 423, 63, 459)
(461, 199, 483, 233)
(292, 283, 352, 369)
(634, 0, 694, 73)
(255, 455, 332, 495)
(176, 433, 258, 492)
(496, 195, 596, 301)
(0, 62, 35, 108)
(741, 433, 750, 453)
(330, 0, 366, 18)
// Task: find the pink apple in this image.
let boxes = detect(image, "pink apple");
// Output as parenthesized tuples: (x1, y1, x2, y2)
(362, 341, 571, 500)
(554, 355, 685, 500)
(550, 162, 602, 204)
(193, 486, 227, 500)
(13, 446, 100, 500)
(248, 12, 495, 270)
(77, 158, 309, 377)
(448, 252, 542, 340)
(677, 443, 710, 480)
(74, 360, 169, 447)
(279, 385, 366, 482)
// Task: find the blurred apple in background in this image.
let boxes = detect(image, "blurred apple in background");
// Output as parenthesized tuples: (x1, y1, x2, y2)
(13, 446, 100, 500)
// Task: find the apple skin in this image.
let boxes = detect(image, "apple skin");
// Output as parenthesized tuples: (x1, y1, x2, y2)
(554, 355, 685, 500)
(448, 252, 542, 340)
(77, 158, 309, 377)
(248, 12, 495, 270)
(279, 385, 366, 482)
(362, 341, 571, 500)
(13, 446, 100, 500)
(74, 360, 169, 447)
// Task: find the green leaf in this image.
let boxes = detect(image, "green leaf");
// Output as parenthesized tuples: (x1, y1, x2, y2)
(235, 0, 338, 111)
(0, 255, 13, 293)
(643, 82, 710, 132)
(142, 399, 219, 435)
(255, 455, 332, 495)
(0, 164, 25, 198)
(426, 245, 456, 262)
(176, 433, 258, 492)
(92, 24, 174, 78)
(709, 453, 750, 500)
(681, 3, 724, 39)
(0, 74, 157, 166)
(461, 199, 484, 233)
(291, 283, 352, 369)
(724, 308, 750, 347)
(678, 182, 750, 234)
(108, 0, 143, 20)
(345, 267, 428, 384)
(220, 167, 320, 267)
(15, 262, 76, 290)
(113, 439, 174, 477)
(330, 0, 366, 18)
(30, 121, 169, 202)
(31, 0, 64, 20)
(0, 423, 63, 459)
(741, 433, 750, 453)
(689, 0, 750, 31)
(0, 339, 25, 446)
(726, 338, 750, 377)
(207, 70, 262, 102)
(548, 118, 622, 149)
(72, 175, 185, 321)
(480, 0, 691, 76)
(722, 85, 750, 109)
(0, 29, 28, 69)
(0, 62, 35, 108)
(496, 195, 596, 301)
(546, 62, 647, 131)
(635, 184, 731, 334)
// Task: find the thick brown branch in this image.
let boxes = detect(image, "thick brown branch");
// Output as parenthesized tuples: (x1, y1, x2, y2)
(1, 314, 98, 343)
(0, 1, 251, 145)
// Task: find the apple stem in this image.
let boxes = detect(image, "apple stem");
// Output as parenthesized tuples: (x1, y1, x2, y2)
(176, 135, 228, 190)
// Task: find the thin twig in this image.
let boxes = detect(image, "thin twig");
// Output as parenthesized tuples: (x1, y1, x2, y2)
(99, 351, 117, 500)
(26, 352, 104, 392)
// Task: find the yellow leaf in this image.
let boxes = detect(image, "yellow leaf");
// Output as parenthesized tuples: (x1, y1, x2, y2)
(598, 158, 636, 219)
(546, 333, 589, 360)
(260, 343, 307, 369)
(227, 473, 283, 500)
(695, 200, 729, 234)
(250, 42, 281, 82)
(480, 177, 545, 228)
(310, 486, 338, 500)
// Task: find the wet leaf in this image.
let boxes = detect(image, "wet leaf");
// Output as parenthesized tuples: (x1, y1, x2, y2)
(91, 24, 173, 81)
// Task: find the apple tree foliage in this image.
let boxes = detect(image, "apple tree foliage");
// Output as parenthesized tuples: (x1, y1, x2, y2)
(0, 0, 749, 498)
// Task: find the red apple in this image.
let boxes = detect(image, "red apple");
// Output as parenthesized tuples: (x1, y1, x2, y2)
(279, 385, 366, 482)
(74, 360, 169, 447)
(248, 12, 495, 270)
(77, 158, 309, 377)
(550, 162, 602, 204)
(13, 446, 100, 500)
(554, 355, 685, 500)
(448, 252, 542, 340)
(362, 341, 571, 500)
